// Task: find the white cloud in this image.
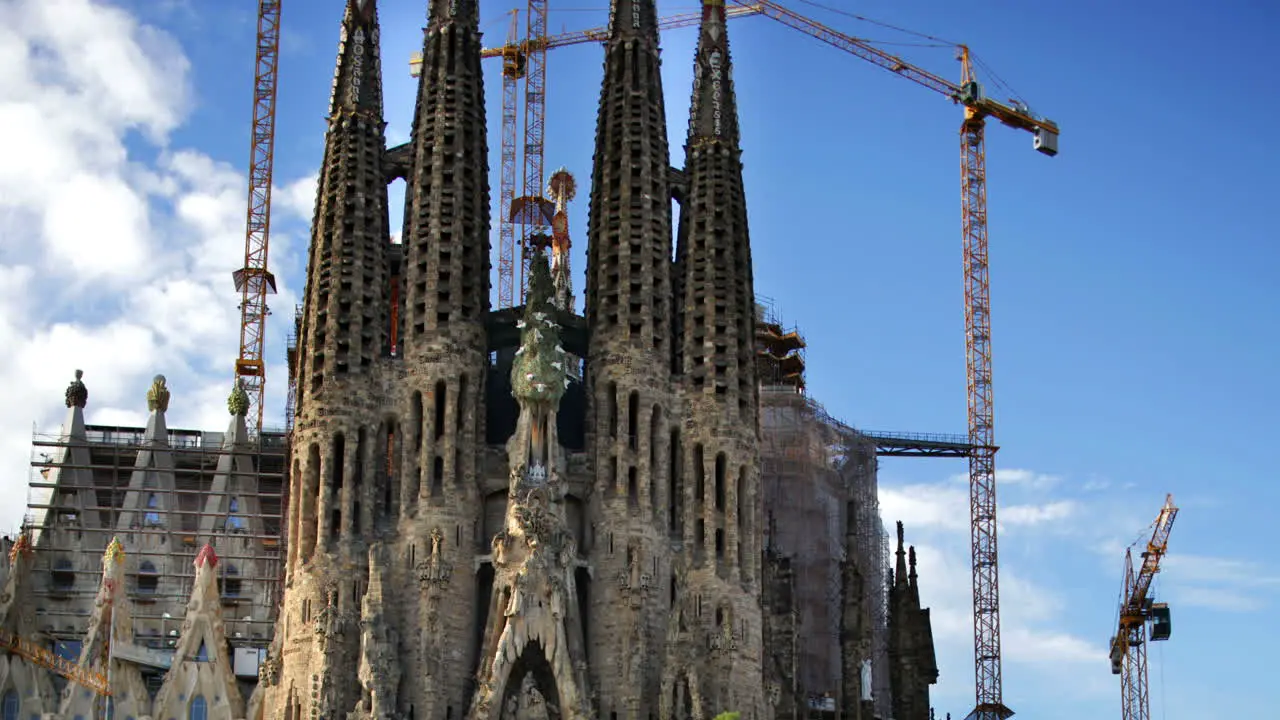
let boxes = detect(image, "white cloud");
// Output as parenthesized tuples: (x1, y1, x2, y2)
(880, 469, 1111, 709)
(0, 0, 310, 533)
(1162, 553, 1280, 613)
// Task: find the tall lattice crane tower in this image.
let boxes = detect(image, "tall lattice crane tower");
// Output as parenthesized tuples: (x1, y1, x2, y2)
(233, 0, 282, 435)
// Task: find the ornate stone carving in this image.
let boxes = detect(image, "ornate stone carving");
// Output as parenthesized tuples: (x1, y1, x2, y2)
(64, 369, 88, 409)
(146, 374, 171, 413)
(416, 527, 454, 589)
(228, 379, 250, 417)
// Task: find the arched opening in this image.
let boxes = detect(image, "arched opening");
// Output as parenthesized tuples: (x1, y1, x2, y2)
(457, 374, 468, 433)
(303, 443, 321, 562)
(189, 694, 207, 720)
(2, 688, 18, 720)
(434, 380, 447, 439)
(627, 391, 639, 450)
(606, 381, 618, 439)
(668, 427, 682, 538)
(714, 452, 726, 511)
(693, 444, 705, 508)
(498, 641, 564, 719)
(225, 496, 245, 532)
(137, 560, 158, 594)
(144, 493, 162, 527)
(628, 467, 638, 505)
(410, 391, 423, 449)
(219, 564, 242, 598)
(51, 558, 75, 591)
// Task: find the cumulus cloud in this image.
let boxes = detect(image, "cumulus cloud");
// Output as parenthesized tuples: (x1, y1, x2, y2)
(1162, 553, 1280, 613)
(879, 467, 1109, 709)
(0, 0, 310, 533)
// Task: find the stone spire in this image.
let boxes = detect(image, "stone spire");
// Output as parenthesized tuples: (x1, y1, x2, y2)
(895, 520, 909, 589)
(58, 537, 150, 719)
(664, 4, 764, 715)
(116, 375, 178, 533)
(676, 0, 756, 417)
(296, 0, 390, 406)
(152, 544, 246, 720)
(586, 0, 673, 355)
(199, 382, 264, 541)
(35, 370, 103, 542)
(686, 0, 740, 145)
(583, 1, 678, 715)
(402, 0, 490, 348)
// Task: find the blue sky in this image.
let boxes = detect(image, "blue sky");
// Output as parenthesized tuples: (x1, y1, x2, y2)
(0, 0, 1276, 717)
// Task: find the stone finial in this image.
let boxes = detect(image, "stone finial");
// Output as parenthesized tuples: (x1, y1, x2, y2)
(896, 520, 905, 547)
(8, 531, 32, 564)
(195, 544, 219, 569)
(228, 379, 250, 417)
(103, 536, 125, 566)
(909, 546, 917, 573)
(65, 369, 88, 409)
(146, 374, 171, 413)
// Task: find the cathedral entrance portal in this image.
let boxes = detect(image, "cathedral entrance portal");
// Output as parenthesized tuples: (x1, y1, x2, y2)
(497, 640, 562, 720)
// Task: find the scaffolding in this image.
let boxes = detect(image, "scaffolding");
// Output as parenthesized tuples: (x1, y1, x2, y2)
(23, 424, 287, 666)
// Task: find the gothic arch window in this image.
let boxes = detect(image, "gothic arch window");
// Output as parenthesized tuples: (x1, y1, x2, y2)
(51, 558, 75, 591)
(144, 493, 162, 527)
(137, 561, 159, 594)
(221, 564, 242, 598)
(2, 689, 18, 720)
(189, 695, 207, 720)
(226, 496, 246, 532)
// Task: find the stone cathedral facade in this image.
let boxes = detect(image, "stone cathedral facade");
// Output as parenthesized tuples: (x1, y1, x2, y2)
(240, 1, 937, 720)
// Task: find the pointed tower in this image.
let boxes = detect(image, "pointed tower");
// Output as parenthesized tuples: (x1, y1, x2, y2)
(389, 0, 491, 715)
(34, 370, 103, 553)
(115, 375, 178, 536)
(888, 523, 939, 720)
(294, 0, 390, 410)
(152, 545, 246, 720)
(670, 0, 765, 715)
(0, 533, 57, 718)
(583, 0, 677, 716)
(279, 2, 394, 717)
(57, 537, 151, 720)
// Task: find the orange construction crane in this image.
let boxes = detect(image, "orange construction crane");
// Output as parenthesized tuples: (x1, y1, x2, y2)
(233, 0, 283, 435)
(724, 3, 1059, 718)
(0, 630, 110, 697)
(1110, 494, 1178, 720)
(410, 4, 764, 309)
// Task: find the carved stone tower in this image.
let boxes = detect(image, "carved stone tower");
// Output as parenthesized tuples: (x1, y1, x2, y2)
(583, 0, 676, 717)
(671, 0, 765, 714)
(279, 1, 393, 716)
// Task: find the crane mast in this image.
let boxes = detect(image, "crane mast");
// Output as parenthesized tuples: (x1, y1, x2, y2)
(518, 0, 550, 304)
(233, 0, 282, 435)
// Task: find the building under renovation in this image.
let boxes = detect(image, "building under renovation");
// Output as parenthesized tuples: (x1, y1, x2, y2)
(0, 1, 939, 719)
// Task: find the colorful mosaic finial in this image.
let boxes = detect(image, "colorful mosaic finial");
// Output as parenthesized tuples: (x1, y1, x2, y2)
(228, 379, 250, 417)
(195, 543, 219, 569)
(104, 536, 126, 566)
(8, 531, 32, 564)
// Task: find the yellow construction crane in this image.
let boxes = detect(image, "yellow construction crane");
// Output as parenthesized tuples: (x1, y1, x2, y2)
(233, 0, 283, 436)
(1110, 494, 1178, 720)
(0, 630, 110, 697)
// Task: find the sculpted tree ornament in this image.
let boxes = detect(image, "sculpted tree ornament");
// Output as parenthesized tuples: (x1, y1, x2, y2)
(469, 253, 592, 720)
